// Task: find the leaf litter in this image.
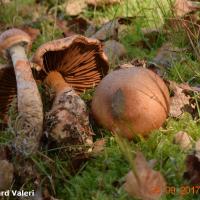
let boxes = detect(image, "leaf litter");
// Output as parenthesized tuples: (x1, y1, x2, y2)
(1, 0, 200, 199)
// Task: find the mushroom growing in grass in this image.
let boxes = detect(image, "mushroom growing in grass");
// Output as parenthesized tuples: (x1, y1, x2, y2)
(0, 28, 43, 156)
(32, 35, 109, 152)
(92, 67, 170, 139)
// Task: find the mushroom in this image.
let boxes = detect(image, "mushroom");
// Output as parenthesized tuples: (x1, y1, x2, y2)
(32, 35, 109, 152)
(0, 28, 43, 156)
(91, 67, 170, 139)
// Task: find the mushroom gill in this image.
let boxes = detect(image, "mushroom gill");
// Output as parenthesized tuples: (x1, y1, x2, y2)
(0, 66, 17, 125)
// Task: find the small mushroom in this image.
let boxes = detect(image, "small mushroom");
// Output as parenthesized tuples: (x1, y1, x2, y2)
(92, 67, 170, 139)
(32, 35, 109, 152)
(0, 28, 43, 156)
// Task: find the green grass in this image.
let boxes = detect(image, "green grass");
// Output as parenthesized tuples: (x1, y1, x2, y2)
(60, 113, 200, 200)
(1, 0, 200, 200)
(0, 0, 35, 27)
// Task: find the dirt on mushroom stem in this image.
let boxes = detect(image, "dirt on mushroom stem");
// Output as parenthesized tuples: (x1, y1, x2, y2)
(9, 45, 43, 156)
(44, 71, 94, 156)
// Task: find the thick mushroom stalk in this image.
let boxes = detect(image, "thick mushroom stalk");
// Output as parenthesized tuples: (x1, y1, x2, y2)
(32, 35, 109, 154)
(0, 29, 43, 156)
(44, 71, 93, 152)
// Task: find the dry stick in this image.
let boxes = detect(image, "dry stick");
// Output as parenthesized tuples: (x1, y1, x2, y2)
(182, 21, 200, 60)
(170, 18, 199, 38)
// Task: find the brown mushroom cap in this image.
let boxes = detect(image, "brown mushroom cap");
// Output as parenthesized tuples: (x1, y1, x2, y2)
(0, 28, 31, 58)
(91, 67, 170, 139)
(32, 35, 109, 93)
(0, 65, 17, 124)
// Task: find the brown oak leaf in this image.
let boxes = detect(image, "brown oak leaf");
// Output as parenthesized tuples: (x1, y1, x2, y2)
(124, 152, 166, 200)
(169, 81, 192, 118)
(173, 0, 200, 17)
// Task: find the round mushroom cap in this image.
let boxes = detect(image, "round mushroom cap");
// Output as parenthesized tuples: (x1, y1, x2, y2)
(91, 67, 170, 139)
(32, 35, 109, 93)
(0, 28, 31, 58)
(0, 65, 17, 125)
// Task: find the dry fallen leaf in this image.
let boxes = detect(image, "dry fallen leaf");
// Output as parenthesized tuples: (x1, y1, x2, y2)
(184, 153, 200, 184)
(57, 15, 92, 37)
(173, 0, 200, 17)
(152, 42, 184, 69)
(21, 26, 40, 42)
(134, 28, 163, 50)
(173, 131, 193, 150)
(86, 0, 121, 7)
(124, 152, 166, 200)
(65, 0, 87, 16)
(0, 0, 10, 4)
(91, 17, 134, 41)
(0, 160, 14, 190)
(169, 81, 192, 118)
(67, 17, 92, 35)
(103, 40, 126, 65)
(91, 138, 106, 156)
(56, 19, 76, 37)
(183, 140, 200, 184)
(121, 59, 149, 71)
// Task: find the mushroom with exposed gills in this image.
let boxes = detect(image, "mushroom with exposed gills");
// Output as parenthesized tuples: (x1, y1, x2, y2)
(32, 35, 109, 152)
(0, 65, 17, 127)
(0, 28, 43, 156)
(92, 67, 170, 139)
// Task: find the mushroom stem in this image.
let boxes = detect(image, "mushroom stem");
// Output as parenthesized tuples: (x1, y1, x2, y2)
(44, 71, 71, 94)
(9, 44, 43, 155)
(44, 72, 93, 153)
